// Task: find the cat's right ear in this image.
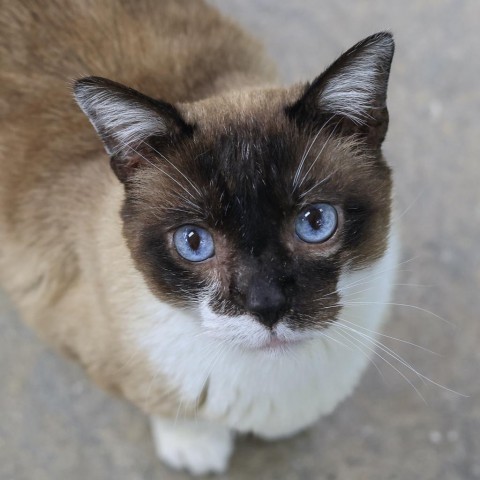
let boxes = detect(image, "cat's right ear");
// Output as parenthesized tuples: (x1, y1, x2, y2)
(286, 32, 394, 149)
(73, 76, 194, 182)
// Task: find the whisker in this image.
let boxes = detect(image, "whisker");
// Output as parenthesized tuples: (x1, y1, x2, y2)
(325, 323, 386, 381)
(336, 322, 428, 387)
(392, 190, 425, 223)
(339, 282, 432, 302)
(292, 131, 315, 190)
(317, 329, 353, 351)
(335, 327, 428, 404)
(296, 121, 341, 193)
(336, 322, 467, 397)
(338, 318, 440, 355)
(142, 140, 204, 198)
(292, 120, 333, 192)
(340, 301, 455, 327)
(122, 142, 200, 208)
(325, 256, 420, 298)
(298, 164, 342, 200)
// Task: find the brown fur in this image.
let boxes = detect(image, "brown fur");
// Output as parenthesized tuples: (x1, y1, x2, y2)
(0, 0, 276, 415)
(0, 0, 392, 419)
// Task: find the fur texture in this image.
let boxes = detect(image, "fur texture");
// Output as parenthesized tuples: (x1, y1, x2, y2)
(0, 0, 396, 475)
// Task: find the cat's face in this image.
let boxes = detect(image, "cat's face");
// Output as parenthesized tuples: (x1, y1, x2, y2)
(75, 33, 394, 350)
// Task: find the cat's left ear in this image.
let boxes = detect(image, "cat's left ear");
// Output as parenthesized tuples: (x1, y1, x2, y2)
(286, 32, 395, 148)
(73, 76, 193, 182)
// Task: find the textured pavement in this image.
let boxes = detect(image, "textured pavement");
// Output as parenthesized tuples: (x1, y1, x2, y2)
(1, 1, 479, 479)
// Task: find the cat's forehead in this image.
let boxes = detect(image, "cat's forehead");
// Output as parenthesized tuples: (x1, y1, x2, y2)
(179, 85, 305, 130)
(142, 98, 386, 215)
(177, 85, 372, 182)
(176, 87, 344, 195)
(174, 88, 306, 209)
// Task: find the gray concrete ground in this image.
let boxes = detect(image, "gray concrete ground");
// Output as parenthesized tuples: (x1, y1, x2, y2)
(1, 1, 479, 479)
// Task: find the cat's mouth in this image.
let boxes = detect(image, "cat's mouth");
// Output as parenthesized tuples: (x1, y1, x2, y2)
(255, 333, 305, 351)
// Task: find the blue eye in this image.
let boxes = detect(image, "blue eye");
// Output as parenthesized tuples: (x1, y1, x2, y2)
(173, 225, 215, 262)
(295, 203, 338, 243)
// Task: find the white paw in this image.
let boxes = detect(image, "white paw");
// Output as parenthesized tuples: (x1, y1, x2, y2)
(150, 416, 234, 476)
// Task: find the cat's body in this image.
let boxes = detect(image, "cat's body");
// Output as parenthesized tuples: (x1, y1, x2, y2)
(0, 0, 397, 474)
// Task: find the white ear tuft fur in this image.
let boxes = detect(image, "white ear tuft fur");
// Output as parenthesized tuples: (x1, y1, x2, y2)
(74, 77, 167, 155)
(318, 33, 394, 124)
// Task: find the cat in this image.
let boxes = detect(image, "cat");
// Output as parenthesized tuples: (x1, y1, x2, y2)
(0, 0, 397, 475)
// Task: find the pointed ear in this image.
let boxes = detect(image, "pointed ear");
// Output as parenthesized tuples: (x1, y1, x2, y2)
(286, 32, 395, 148)
(73, 76, 193, 182)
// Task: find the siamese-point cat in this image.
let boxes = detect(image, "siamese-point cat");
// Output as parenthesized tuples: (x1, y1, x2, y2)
(0, 0, 398, 475)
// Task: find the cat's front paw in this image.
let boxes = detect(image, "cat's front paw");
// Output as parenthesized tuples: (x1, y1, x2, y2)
(150, 416, 234, 476)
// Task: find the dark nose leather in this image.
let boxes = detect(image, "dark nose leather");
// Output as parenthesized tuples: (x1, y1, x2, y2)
(245, 276, 286, 328)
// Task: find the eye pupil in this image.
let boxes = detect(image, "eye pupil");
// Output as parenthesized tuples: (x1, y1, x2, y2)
(305, 208, 323, 230)
(187, 230, 201, 251)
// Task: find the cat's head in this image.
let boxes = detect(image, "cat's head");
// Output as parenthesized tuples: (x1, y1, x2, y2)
(74, 32, 394, 350)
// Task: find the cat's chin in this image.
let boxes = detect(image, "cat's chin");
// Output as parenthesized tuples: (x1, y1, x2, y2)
(251, 334, 305, 352)
(203, 326, 310, 353)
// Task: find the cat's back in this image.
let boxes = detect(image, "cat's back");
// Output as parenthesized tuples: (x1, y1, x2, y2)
(0, 0, 274, 103)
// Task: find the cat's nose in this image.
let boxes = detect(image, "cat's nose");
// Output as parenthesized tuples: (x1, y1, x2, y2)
(245, 277, 286, 328)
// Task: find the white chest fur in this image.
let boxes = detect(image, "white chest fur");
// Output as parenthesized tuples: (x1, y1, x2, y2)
(134, 235, 398, 439)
